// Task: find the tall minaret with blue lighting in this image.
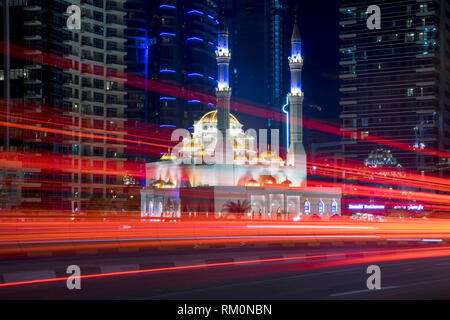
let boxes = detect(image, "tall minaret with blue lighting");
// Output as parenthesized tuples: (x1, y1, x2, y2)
(216, 14, 232, 140)
(286, 13, 306, 169)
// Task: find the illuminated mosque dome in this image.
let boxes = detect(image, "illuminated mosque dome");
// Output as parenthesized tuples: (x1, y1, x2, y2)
(259, 175, 277, 186)
(160, 148, 177, 161)
(179, 109, 256, 160)
(198, 110, 240, 125)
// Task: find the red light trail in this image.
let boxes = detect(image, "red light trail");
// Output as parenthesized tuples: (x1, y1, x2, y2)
(2, 245, 450, 288)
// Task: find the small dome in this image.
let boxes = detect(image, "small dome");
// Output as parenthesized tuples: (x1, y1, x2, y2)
(259, 175, 277, 186)
(160, 149, 177, 161)
(246, 178, 259, 187)
(162, 180, 176, 189)
(281, 178, 292, 186)
(198, 110, 240, 125)
(234, 155, 248, 161)
(151, 179, 166, 188)
(260, 150, 283, 162)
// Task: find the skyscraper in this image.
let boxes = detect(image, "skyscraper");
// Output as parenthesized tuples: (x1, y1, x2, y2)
(220, 0, 289, 148)
(61, 0, 129, 212)
(1, 0, 129, 212)
(148, 0, 220, 129)
(124, 0, 149, 123)
(339, 0, 450, 176)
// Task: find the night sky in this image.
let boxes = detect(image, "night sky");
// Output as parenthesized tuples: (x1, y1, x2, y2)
(293, 0, 340, 122)
(231, 0, 341, 147)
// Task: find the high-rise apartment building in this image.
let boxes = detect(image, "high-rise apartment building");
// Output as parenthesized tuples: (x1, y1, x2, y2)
(339, 0, 450, 175)
(219, 0, 289, 148)
(148, 0, 220, 129)
(124, 0, 148, 123)
(63, 0, 128, 212)
(1, 0, 67, 211)
(1, 0, 129, 212)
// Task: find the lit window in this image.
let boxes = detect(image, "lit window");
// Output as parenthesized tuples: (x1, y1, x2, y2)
(304, 201, 310, 214)
(420, 4, 428, 13)
(406, 19, 413, 28)
(318, 200, 325, 215)
(406, 33, 415, 42)
(332, 201, 338, 214)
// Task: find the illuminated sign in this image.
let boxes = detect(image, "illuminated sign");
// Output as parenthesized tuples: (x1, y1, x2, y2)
(393, 204, 425, 211)
(348, 204, 385, 210)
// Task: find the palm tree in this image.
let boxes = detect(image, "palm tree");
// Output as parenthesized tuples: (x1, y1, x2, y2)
(223, 200, 251, 218)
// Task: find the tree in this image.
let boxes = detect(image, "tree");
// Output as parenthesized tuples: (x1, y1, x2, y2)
(223, 200, 251, 217)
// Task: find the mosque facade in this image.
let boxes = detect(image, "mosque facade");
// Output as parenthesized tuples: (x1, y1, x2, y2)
(140, 15, 341, 220)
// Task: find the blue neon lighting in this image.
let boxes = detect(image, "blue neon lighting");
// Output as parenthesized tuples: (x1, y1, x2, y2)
(188, 127, 194, 130)
(208, 41, 216, 46)
(187, 37, 204, 42)
(159, 5, 176, 9)
(160, 69, 176, 73)
(159, 32, 177, 37)
(208, 103, 215, 106)
(208, 76, 215, 81)
(160, 32, 176, 37)
(207, 14, 215, 20)
(187, 73, 203, 77)
(188, 100, 200, 103)
(187, 10, 203, 15)
(160, 97, 176, 101)
(282, 96, 289, 149)
(160, 125, 176, 128)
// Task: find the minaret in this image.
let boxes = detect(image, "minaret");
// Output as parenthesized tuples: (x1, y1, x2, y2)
(215, 14, 232, 142)
(286, 14, 306, 168)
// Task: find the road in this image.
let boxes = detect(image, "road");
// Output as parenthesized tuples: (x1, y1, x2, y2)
(1, 244, 450, 299)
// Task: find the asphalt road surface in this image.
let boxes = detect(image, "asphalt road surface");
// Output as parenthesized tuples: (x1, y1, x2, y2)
(1, 244, 450, 299)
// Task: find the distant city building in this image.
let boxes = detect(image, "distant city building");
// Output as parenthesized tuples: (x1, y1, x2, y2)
(339, 0, 450, 176)
(148, 0, 220, 129)
(1, 0, 129, 212)
(220, 0, 289, 148)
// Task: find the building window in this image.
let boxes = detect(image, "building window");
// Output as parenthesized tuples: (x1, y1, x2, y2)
(407, 88, 414, 97)
(405, 33, 415, 42)
(304, 200, 310, 214)
(406, 19, 413, 28)
(332, 201, 338, 214)
(419, 4, 428, 13)
(318, 200, 325, 215)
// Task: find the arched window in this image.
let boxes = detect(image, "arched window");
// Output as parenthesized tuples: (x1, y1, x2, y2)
(158, 202, 163, 216)
(142, 201, 147, 217)
(318, 200, 325, 215)
(332, 200, 338, 214)
(304, 200, 311, 214)
(149, 201, 154, 216)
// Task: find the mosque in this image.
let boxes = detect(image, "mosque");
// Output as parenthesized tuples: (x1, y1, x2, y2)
(140, 16, 341, 219)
